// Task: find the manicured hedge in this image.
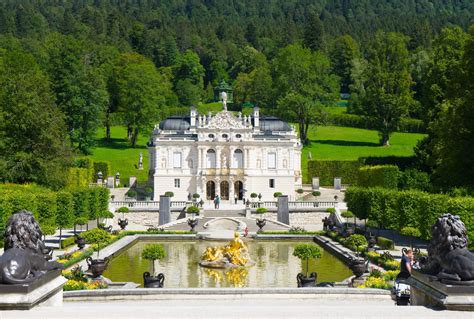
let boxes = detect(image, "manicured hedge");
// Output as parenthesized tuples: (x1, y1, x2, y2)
(307, 160, 361, 186)
(67, 168, 91, 187)
(60, 236, 76, 249)
(93, 161, 112, 180)
(359, 156, 417, 170)
(358, 165, 399, 189)
(376, 237, 395, 250)
(345, 187, 474, 246)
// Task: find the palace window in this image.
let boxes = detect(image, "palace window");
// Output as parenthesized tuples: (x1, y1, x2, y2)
(206, 149, 216, 168)
(174, 179, 180, 188)
(268, 153, 276, 169)
(233, 149, 243, 168)
(269, 179, 275, 188)
(173, 152, 182, 168)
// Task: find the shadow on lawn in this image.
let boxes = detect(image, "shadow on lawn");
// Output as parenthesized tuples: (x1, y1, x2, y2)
(314, 139, 380, 147)
(96, 137, 147, 150)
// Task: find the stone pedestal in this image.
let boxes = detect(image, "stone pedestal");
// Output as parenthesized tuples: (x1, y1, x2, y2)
(312, 177, 320, 190)
(407, 270, 474, 311)
(0, 270, 67, 310)
(277, 196, 290, 225)
(334, 178, 342, 190)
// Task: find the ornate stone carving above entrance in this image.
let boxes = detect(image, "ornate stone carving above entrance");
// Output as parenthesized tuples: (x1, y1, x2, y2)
(207, 111, 248, 130)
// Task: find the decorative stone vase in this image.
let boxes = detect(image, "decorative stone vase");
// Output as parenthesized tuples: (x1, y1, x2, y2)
(143, 272, 165, 288)
(75, 235, 86, 250)
(86, 257, 110, 278)
(118, 218, 128, 230)
(367, 235, 376, 249)
(297, 272, 317, 287)
(98, 224, 113, 233)
(187, 218, 198, 232)
(256, 218, 266, 233)
(349, 258, 368, 278)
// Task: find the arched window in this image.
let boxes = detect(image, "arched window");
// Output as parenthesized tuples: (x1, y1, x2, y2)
(206, 149, 216, 168)
(206, 181, 215, 200)
(233, 149, 243, 168)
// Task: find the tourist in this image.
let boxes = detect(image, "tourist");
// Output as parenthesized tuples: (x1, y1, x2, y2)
(215, 195, 220, 209)
(199, 199, 204, 208)
(234, 194, 238, 205)
(397, 249, 414, 280)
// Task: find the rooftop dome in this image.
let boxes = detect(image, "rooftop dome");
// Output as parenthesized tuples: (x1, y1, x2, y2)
(257, 116, 292, 132)
(159, 116, 190, 130)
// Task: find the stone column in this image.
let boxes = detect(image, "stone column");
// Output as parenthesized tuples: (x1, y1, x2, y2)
(277, 196, 290, 225)
(159, 195, 171, 225)
(215, 177, 221, 199)
(229, 146, 235, 169)
(229, 176, 234, 204)
(216, 146, 222, 169)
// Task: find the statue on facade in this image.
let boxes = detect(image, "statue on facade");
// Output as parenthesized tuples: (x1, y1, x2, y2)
(220, 91, 228, 111)
(138, 152, 143, 170)
(420, 214, 474, 284)
(0, 210, 63, 284)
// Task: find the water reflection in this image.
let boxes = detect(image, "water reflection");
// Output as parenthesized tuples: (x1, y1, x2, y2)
(103, 240, 352, 288)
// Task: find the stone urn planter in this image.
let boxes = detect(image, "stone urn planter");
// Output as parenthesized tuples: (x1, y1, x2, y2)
(297, 272, 317, 287)
(118, 218, 128, 230)
(187, 218, 198, 232)
(367, 234, 377, 249)
(256, 219, 266, 233)
(74, 235, 86, 250)
(349, 258, 368, 278)
(143, 272, 165, 288)
(87, 257, 110, 278)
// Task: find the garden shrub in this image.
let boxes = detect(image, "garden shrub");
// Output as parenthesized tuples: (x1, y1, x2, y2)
(307, 160, 361, 185)
(273, 192, 283, 198)
(344, 234, 368, 251)
(312, 191, 321, 197)
(88, 187, 101, 221)
(328, 113, 425, 134)
(93, 161, 112, 181)
(67, 168, 91, 187)
(376, 237, 394, 250)
(60, 236, 76, 249)
(72, 188, 90, 224)
(346, 187, 474, 245)
(398, 169, 431, 191)
(358, 165, 399, 189)
(164, 191, 174, 197)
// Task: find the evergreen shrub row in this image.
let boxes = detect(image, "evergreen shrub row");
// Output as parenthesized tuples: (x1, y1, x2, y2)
(345, 187, 474, 246)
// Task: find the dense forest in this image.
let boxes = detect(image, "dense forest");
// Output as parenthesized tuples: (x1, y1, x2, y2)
(0, 0, 473, 190)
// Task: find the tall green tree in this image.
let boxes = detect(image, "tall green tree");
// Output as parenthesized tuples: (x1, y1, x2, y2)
(113, 53, 171, 147)
(359, 31, 415, 146)
(45, 34, 109, 154)
(303, 11, 325, 52)
(0, 49, 70, 188)
(173, 50, 205, 106)
(272, 44, 339, 144)
(428, 26, 474, 188)
(330, 35, 360, 93)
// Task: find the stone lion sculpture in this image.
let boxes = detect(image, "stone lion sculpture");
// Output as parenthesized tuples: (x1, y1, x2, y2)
(421, 213, 474, 283)
(0, 210, 63, 285)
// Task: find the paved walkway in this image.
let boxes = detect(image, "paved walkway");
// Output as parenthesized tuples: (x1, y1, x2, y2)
(1, 299, 471, 319)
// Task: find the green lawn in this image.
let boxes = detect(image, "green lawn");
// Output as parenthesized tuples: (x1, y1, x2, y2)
(88, 124, 425, 185)
(301, 126, 426, 182)
(88, 126, 149, 185)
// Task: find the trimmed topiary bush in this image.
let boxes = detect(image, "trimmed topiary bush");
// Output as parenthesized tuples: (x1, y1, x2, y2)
(312, 191, 321, 197)
(164, 191, 174, 197)
(256, 207, 267, 214)
(296, 188, 304, 194)
(343, 234, 368, 251)
(358, 165, 399, 189)
(142, 244, 167, 275)
(126, 189, 137, 198)
(293, 244, 322, 277)
(82, 228, 112, 258)
(186, 206, 200, 215)
(377, 236, 395, 250)
(273, 192, 283, 198)
(250, 193, 258, 198)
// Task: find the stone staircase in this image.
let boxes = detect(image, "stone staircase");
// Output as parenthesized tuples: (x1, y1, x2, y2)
(204, 209, 245, 218)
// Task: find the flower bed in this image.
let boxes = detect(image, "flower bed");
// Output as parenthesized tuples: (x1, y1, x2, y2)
(62, 266, 108, 291)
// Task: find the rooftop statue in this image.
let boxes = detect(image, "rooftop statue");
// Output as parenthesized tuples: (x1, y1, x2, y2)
(220, 91, 228, 111)
(0, 210, 63, 285)
(200, 232, 253, 268)
(420, 213, 474, 284)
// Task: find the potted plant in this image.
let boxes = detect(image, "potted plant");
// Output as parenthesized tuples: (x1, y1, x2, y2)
(126, 189, 137, 200)
(255, 207, 267, 233)
(273, 192, 282, 198)
(250, 193, 258, 202)
(400, 226, 421, 250)
(186, 206, 200, 232)
(164, 191, 174, 198)
(311, 191, 321, 197)
(117, 206, 129, 230)
(144, 186, 153, 200)
(257, 193, 262, 201)
(296, 188, 304, 194)
(192, 193, 200, 202)
(83, 228, 112, 277)
(293, 244, 322, 287)
(142, 244, 167, 288)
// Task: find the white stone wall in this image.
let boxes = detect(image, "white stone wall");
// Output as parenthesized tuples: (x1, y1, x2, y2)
(260, 212, 329, 232)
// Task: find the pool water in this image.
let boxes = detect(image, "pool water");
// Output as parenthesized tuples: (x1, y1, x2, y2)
(103, 240, 352, 288)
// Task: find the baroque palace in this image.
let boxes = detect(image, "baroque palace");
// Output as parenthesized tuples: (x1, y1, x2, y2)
(148, 94, 302, 203)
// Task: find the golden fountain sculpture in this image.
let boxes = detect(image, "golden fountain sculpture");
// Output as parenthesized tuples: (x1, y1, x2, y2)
(200, 232, 253, 268)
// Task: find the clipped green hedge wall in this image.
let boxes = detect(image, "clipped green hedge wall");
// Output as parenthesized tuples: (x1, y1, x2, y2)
(358, 165, 399, 189)
(346, 187, 474, 246)
(377, 236, 395, 250)
(307, 160, 361, 186)
(93, 161, 112, 180)
(68, 167, 91, 187)
(60, 236, 76, 249)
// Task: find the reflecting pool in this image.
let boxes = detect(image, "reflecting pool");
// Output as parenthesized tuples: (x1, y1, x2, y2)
(103, 240, 352, 288)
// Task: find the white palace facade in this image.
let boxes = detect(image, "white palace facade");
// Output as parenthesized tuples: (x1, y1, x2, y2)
(148, 98, 302, 203)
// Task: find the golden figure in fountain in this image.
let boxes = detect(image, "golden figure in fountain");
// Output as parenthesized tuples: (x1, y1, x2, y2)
(200, 232, 253, 268)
